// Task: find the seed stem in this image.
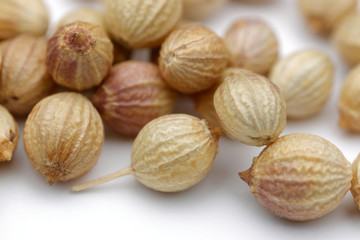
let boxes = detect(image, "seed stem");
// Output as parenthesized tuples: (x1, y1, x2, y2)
(72, 166, 133, 192)
(239, 168, 251, 185)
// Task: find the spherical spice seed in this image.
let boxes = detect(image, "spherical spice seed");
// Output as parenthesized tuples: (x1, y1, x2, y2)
(0, 0, 48, 40)
(104, 0, 182, 48)
(159, 24, 229, 94)
(192, 67, 251, 128)
(91, 60, 177, 137)
(46, 21, 114, 91)
(214, 69, 286, 146)
(239, 133, 352, 221)
(269, 49, 333, 119)
(23, 92, 104, 185)
(0, 35, 56, 117)
(72, 114, 222, 192)
(224, 19, 279, 75)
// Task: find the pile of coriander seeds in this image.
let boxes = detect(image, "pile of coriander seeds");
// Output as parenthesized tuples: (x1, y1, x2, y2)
(0, 0, 360, 222)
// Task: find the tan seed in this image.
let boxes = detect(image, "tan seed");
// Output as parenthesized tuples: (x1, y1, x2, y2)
(269, 49, 333, 119)
(23, 92, 104, 184)
(46, 22, 114, 91)
(72, 114, 222, 192)
(104, 0, 182, 48)
(224, 19, 278, 75)
(91, 61, 177, 136)
(240, 133, 352, 221)
(0, 0, 48, 40)
(159, 24, 229, 94)
(0, 35, 56, 116)
(214, 69, 286, 146)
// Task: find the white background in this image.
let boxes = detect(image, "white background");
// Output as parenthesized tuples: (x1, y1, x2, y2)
(2, 0, 360, 239)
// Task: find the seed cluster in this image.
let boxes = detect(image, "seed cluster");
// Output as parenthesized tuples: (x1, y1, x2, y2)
(0, 0, 359, 224)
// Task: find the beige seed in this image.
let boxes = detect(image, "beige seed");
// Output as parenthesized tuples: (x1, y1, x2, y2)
(192, 67, 249, 127)
(351, 154, 360, 210)
(182, 0, 228, 20)
(0, 35, 56, 116)
(269, 49, 333, 119)
(73, 114, 222, 192)
(0, 105, 19, 162)
(240, 133, 352, 221)
(0, 0, 48, 40)
(338, 64, 360, 132)
(333, 13, 360, 66)
(298, 0, 357, 35)
(46, 22, 114, 91)
(224, 19, 278, 75)
(23, 92, 104, 185)
(104, 0, 182, 48)
(159, 24, 229, 94)
(214, 69, 286, 146)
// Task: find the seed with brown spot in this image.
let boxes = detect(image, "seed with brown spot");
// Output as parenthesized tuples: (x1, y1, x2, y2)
(46, 22, 113, 91)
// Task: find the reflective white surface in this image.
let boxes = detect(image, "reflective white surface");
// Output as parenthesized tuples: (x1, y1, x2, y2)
(1, 0, 360, 239)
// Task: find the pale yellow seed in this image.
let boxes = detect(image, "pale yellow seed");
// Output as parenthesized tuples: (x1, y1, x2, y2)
(72, 114, 222, 192)
(0, 105, 19, 162)
(192, 67, 252, 127)
(240, 133, 352, 221)
(269, 49, 333, 119)
(214, 69, 286, 146)
(23, 92, 104, 185)
(104, 0, 182, 48)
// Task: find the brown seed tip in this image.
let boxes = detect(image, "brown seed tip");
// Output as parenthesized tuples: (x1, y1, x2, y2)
(210, 127, 223, 141)
(65, 27, 94, 53)
(239, 168, 251, 185)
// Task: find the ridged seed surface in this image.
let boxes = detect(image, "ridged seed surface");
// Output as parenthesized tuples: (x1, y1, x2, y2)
(131, 114, 220, 192)
(247, 134, 352, 221)
(159, 24, 229, 94)
(214, 70, 286, 146)
(105, 0, 182, 48)
(269, 50, 333, 119)
(23, 92, 104, 184)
